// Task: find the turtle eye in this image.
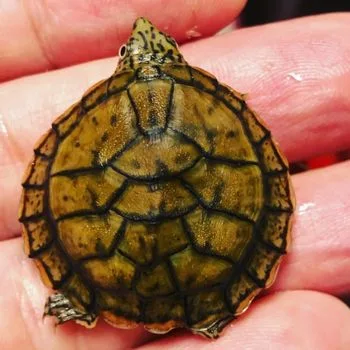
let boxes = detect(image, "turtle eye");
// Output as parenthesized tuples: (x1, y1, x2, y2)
(119, 45, 127, 58)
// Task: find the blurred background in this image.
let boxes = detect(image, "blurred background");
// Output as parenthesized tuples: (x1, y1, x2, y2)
(241, 0, 350, 26)
(238, 0, 350, 174)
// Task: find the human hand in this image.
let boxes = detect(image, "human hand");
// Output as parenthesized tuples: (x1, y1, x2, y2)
(0, 1, 350, 349)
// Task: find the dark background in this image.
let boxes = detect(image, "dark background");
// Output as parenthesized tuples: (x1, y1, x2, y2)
(241, 0, 350, 26)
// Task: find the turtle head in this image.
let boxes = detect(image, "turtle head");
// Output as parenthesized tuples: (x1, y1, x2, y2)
(116, 17, 185, 71)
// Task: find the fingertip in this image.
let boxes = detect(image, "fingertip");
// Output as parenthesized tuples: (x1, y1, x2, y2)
(138, 291, 350, 349)
(0, 0, 247, 81)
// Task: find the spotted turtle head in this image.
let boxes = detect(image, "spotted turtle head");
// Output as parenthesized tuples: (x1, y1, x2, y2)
(116, 17, 185, 72)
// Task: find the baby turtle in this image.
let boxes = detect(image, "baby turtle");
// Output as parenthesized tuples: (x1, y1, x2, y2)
(19, 17, 295, 338)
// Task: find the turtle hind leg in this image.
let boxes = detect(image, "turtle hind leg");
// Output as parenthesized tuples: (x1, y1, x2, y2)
(44, 293, 97, 328)
(191, 315, 235, 339)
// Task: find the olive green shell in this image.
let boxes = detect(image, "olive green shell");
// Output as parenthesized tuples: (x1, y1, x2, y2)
(19, 17, 294, 338)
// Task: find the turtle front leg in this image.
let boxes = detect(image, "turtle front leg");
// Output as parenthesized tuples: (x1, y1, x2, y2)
(44, 294, 97, 327)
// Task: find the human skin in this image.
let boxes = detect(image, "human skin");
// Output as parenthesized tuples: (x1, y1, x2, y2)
(0, 1, 350, 349)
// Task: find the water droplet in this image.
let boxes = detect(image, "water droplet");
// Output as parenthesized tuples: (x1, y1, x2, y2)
(298, 202, 315, 215)
(0, 113, 8, 135)
(287, 72, 303, 82)
(186, 26, 202, 39)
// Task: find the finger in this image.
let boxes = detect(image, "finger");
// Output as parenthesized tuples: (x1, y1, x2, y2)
(272, 160, 350, 296)
(1, 238, 349, 350)
(1, 13, 350, 237)
(0, 0, 246, 82)
(185, 12, 350, 162)
(0, 238, 158, 350)
(3, 157, 350, 309)
(10, 161, 350, 297)
(138, 291, 350, 349)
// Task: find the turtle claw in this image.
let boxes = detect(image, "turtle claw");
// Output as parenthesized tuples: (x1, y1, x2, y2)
(44, 293, 97, 327)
